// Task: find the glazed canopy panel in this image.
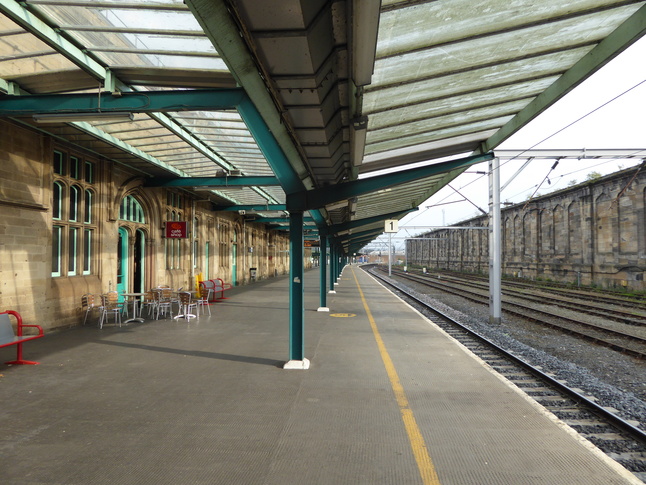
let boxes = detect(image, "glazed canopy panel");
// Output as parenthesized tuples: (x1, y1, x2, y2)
(0, 0, 643, 248)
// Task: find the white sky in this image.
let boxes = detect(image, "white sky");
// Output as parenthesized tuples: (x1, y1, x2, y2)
(373, 34, 646, 249)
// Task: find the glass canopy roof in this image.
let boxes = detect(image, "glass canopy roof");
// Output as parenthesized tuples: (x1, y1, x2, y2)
(0, 0, 284, 212)
(362, 0, 645, 173)
(0, 0, 643, 250)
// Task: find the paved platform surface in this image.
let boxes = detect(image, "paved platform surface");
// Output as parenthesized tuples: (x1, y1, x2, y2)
(0, 266, 640, 484)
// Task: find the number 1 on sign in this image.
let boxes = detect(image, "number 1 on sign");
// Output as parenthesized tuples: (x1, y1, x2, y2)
(385, 219, 398, 233)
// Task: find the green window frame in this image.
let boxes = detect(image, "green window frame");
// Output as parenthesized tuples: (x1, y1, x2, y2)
(53, 150, 65, 175)
(84, 161, 94, 183)
(83, 229, 92, 275)
(69, 185, 80, 222)
(70, 156, 80, 180)
(52, 225, 62, 277)
(53, 182, 63, 220)
(84, 190, 93, 224)
(68, 227, 78, 276)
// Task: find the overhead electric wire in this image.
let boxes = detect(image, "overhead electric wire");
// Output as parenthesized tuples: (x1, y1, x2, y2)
(421, 77, 646, 218)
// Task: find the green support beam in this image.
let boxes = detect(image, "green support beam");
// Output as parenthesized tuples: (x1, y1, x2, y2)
(318, 235, 329, 311)
(214, 204, 287, 212)
(287, 211, 306, 365)
(185, 0, 314, 192)
(0, 1, 244, 196)
(286, 153, 494, 211)
(253, 217, 315, 224)
(308, 208, 328, 229)
(148, 176, 280, 188)
(237, 96, 306, 195)
(329, 243, 337, 293)
(0, 0, 323, 226)
(0, 88, 246, 116)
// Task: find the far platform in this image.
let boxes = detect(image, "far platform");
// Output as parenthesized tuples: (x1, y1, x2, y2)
(0, 267, 639, 484)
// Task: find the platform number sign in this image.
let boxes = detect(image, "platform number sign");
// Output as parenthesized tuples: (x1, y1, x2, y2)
(384, 219, 398, 233)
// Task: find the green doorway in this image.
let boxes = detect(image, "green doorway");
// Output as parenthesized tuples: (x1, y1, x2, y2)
(117, 227, 128, 298)
(133, 229, 145, 293)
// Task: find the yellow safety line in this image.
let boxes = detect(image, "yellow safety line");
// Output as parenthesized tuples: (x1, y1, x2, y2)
(351, 268, 441, 485)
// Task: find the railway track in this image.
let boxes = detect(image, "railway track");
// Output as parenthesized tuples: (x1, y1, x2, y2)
(425, 269, 646, 312)
(429, 270, 646, 324)
(365, 266, 646, 482)
(377, 267, 646, 359)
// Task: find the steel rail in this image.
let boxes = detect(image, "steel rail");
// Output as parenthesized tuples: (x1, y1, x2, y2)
(385, 268, 646, 358)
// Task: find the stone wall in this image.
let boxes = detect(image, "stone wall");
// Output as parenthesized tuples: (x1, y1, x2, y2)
(0, 121, 298, 330)
(407, 167, 646, 291)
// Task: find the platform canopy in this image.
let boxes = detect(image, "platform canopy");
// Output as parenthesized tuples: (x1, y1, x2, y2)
(0, 0, 644, 252)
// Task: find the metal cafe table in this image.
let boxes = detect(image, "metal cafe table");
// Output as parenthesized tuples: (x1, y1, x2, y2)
(121, 293, 145, 324)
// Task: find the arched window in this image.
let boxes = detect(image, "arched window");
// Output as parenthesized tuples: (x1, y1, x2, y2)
(51, 150, 97, 278)
(119, 195, 146, 223)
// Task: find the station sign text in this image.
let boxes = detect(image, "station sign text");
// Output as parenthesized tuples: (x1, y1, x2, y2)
(165, 221, 188, 238)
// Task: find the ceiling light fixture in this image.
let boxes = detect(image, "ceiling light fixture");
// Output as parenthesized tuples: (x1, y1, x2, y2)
(33, 112, 134, 124)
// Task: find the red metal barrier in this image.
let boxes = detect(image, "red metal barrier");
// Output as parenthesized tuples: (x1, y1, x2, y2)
(0, 310, 44, 365)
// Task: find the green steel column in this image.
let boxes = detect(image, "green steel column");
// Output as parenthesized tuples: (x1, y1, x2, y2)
(318, 235, 329, 311)
(285, 211, 309, 369)
(329, 243, 337, 294)
(335, 246, 340, 284)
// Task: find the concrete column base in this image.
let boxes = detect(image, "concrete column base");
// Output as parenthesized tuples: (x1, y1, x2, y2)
(317, 307, 329, 312)
(283, 358, 311, 370)
(328, 290, 336, 294)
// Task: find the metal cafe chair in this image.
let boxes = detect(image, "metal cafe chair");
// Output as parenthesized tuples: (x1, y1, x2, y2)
(152, 288, 173, 320)
(196, 287, 212, 317)
(175, 291, 198, 320)
(81, 293, 103, 325)
(140, 290, 156, 318)
(99, 291, 123, 329)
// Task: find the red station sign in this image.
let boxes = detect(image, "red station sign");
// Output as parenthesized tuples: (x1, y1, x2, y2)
(165, 221, 188, 238)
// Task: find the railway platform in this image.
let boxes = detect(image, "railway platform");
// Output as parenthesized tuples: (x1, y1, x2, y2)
(0, 266, 640, 484)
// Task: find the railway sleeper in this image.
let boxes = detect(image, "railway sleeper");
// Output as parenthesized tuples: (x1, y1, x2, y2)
(534, 396, 573, 405)
(566, 419, 613, 426)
